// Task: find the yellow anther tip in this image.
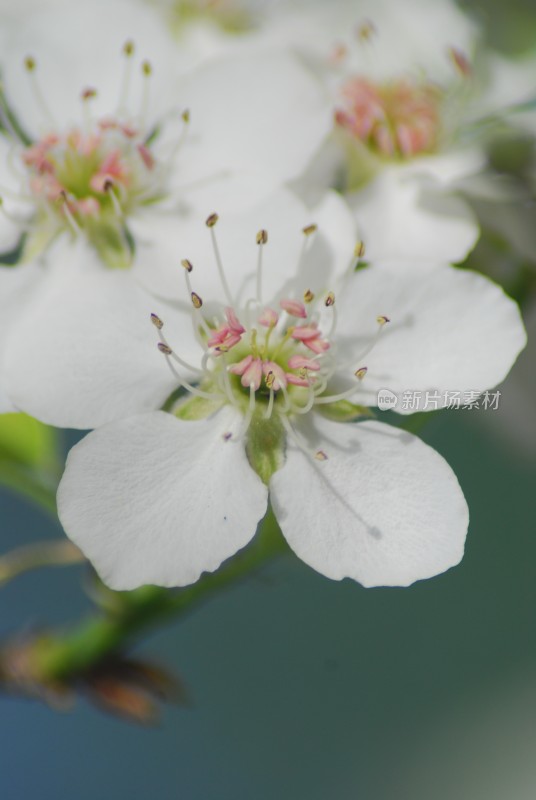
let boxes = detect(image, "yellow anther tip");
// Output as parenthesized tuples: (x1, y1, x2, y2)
(191, 292, 203, 309)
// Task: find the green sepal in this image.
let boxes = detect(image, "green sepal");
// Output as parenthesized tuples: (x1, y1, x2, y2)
(167, 0, 250, 33)
(246, 410, 285, 485)
(88, 221, 133, 269)
(317, 400, 374, 423)
(0, 234, 27, 266)
(0, 80, 32, 145)
(174, 394, 224, 421)
(336, 127, 382, 192)
(21, 222, 60, 263)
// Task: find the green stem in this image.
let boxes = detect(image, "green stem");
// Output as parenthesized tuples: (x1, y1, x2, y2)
(0, 540, 83, 586)
(398, 409, 441, 435)
(35, 509, 287, 682)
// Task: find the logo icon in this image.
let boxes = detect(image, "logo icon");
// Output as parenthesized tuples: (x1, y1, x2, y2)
(377, 389, 398, 410)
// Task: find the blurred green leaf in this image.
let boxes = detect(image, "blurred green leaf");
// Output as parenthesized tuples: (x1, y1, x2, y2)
(0, 413, 61, 514)
(0, 413, 57, 468)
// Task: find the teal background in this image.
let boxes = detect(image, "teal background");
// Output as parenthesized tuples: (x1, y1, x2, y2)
(2, 406, 535, 799)
(1, 0, 535, 798)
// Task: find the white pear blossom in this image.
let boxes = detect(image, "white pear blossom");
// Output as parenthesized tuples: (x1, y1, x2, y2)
(2, 188, 356, 425)
(0, 0, 330, 268)
(0, 0, 331, 405)
(261, 0, 536, 263)
(54, 201, 526, 590)
(55, 0, 531, 271)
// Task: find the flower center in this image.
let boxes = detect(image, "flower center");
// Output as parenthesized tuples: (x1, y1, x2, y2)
(209, 295, 333, 413)
(151, 214, 389, 456)
(23, 119, 158, 232)
(0, 44, 189, 267)
(155, 266, 337, 424)
(335, 77, 442, 159)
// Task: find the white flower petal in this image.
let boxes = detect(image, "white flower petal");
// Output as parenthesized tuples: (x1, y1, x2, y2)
(305, 190, 358, 281)
(2, 0, 181, 133)
(263, 0, 478, 84)
(57, 408, 268, 589)
(289, 136, 346, 205)
(270, 416, 468, 587)
(334, 262, 527, 410)
(168, 169, 290, 218)
(0, 262, 42, 412)
(3, 243, 193, 428)
(176, 51, 331, 188)
(132, 188, 353, 304)
(471, 53, 536, 123)
(348, 170, 479, 263)
(399, 149, 487, 187)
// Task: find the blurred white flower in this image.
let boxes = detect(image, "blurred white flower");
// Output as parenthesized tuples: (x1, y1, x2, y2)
(50, 196, 526, 590)
(0, 0, 332, 407)
(261, 0, 536, 263)
(0, 0, 331, 267)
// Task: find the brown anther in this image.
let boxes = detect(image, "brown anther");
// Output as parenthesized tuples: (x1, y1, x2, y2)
(302, 223, 318, 236)
(191, 292, 203, 309)
(150, 313, 163, 329)
(123, 40, 135, 57)
(256, 229, 268, 245)
(355, 367, 368, 380)
(181, 258, 193, 272)
(103, 179, 115, 192)
(81, 87, 97, 101)
(356, 19, 376, 42)
(205, 213, 219, 228)
(314, 450, 328, 461)
(325, 291, 335, 307)
(181, 109, 190, 124)
(215, 345, 229, 353)
(141, 60, 152, 77)
(377, 315, 390, 326)
(157, 342, 172, 355)
(223, 432, 232, 441)
(303, 289, 315, 304)
(448, 46, 472, 78)
(354, 241, 366, 258)
(265, 371, 275, 389)
(24, 56, 36, 72)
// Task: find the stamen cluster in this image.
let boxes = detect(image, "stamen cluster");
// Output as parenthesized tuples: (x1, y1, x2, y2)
(335, 77, 442, 159)
(214, 296, 330, 397)
(151, 216, 383, 441)
(0, 43, 189, 265)
(23, 120, 157, 229)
